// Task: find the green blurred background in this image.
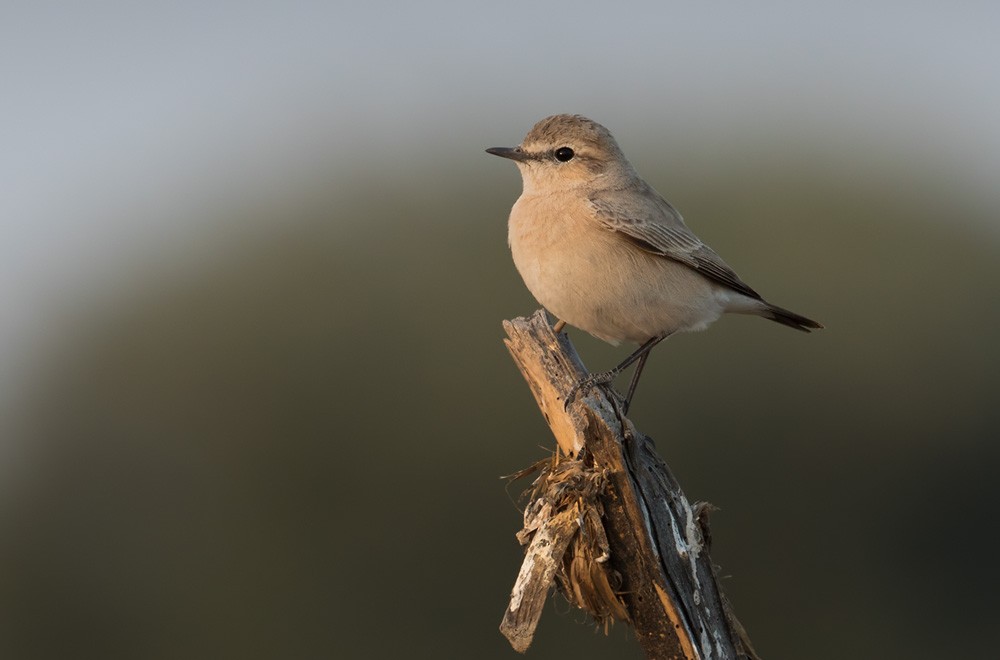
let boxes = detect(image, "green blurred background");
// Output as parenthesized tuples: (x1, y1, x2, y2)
(2, 2, 998, 659)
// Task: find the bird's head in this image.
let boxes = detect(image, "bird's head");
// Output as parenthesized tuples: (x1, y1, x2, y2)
(486, 114, 635, 194)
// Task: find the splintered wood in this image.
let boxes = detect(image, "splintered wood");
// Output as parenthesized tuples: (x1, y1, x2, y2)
(501, 310, 759, 660)
(501, 456, 628, 654)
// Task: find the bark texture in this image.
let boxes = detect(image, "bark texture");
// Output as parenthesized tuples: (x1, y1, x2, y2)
(500, 310, 758, 660)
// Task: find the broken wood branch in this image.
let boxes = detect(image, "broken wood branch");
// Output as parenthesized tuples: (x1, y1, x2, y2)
(500, 310, 759, 660)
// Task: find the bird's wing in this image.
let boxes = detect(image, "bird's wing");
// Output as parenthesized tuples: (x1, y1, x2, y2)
(588, 183, 762, 300)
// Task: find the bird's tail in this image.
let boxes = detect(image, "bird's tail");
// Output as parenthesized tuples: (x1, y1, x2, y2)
(762, 303, 824, 333)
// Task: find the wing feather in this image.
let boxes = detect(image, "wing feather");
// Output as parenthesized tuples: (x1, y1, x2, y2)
(588, 183, 762, 300)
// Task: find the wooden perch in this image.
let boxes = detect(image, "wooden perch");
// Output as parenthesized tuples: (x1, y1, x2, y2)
(500, 310, 759, 660)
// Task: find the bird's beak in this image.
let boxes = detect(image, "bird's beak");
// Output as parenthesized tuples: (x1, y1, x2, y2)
(485, 146, 531, 162)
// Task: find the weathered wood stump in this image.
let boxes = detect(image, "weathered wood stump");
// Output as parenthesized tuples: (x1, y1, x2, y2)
(500, 310, 758, 660)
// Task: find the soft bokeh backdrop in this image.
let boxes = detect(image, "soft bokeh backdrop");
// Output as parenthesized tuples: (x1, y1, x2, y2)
(2, 2, 998, 659)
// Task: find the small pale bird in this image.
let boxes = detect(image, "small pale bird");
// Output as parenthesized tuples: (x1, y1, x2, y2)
(487, 114, 822, 412)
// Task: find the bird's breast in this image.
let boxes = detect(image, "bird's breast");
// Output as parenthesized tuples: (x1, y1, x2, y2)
(507, 193, 606, 302)
(507, 192, 726, 343)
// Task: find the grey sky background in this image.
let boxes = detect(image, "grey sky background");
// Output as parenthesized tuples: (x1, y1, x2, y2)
(2, 1, 999, 388)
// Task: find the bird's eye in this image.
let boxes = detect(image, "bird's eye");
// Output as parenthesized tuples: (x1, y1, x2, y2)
(554, 147, 575, 162)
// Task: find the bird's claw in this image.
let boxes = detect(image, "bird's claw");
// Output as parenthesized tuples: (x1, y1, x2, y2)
(563, 370, 620, 411)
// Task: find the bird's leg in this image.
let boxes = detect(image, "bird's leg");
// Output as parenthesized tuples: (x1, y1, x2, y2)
(552, 319, 566, 333)
(621, 350, 652, 415)
(564, 333, 669, 411)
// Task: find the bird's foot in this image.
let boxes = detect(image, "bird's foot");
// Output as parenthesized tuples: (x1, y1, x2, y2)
(564, 368, 622, 411)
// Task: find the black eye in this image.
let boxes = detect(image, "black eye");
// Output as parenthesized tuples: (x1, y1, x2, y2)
(554, 146, 575, 162)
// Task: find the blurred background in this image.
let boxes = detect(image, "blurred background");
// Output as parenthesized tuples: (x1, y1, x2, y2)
(2, 2, 998, 658)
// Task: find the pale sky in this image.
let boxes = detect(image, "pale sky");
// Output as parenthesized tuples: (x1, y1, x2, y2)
(2, 0, 999, 388)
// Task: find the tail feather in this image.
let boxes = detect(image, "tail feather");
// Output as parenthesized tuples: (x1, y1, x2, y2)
(762, 303, 824, 333)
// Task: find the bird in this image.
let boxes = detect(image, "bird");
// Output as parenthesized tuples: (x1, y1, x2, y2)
(486, 114, 822, 413)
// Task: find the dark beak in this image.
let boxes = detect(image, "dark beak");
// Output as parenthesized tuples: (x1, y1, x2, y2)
(485, 146, 531, 162)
